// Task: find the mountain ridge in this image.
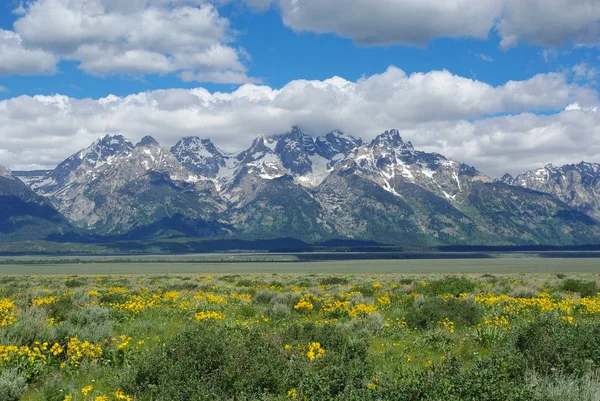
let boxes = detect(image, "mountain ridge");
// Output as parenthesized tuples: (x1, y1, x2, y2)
(500, 162, 600, 221)
(5, 127, 600, 246)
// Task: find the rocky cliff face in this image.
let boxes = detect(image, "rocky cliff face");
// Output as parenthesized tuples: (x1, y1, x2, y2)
(13, 128, 600, 245)
(501, 162, 600, 221)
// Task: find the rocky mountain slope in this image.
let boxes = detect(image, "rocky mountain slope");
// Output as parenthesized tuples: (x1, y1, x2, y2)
(24, 135, 230, 238)
(501, 162, 600, 221)
(13, 127, 600, 246)
(0, 165, 73, 241)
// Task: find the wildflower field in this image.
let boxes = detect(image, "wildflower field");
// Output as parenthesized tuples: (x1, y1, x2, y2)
(1, 272, 600, 400)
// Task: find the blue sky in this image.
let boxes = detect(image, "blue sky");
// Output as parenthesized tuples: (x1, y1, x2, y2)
(0, 0, 599, 176)
(0, 1, 596, 99)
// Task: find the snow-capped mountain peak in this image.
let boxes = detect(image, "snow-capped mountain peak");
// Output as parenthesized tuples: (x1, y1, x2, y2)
(77, 134, 134, 168)
(0, 165, 13, 179)
(502, 161, 600, 220)
(338, 129, 490, 201)
(136, 135, 160, 148)
(236, 136, 274, 164)
(28, 134, 134, 194)
(315, 130, 362, 160)
(171, 136, 230, 178)
(272, 126, 316, 153)
(12, 127, 600, 246)
(370, 129, 414, 151)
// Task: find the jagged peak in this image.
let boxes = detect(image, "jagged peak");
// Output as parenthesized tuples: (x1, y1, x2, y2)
(174, 136, 213, 146)
(136, 136, 160, 148)
(575, 161, 600, 172)
(171, 136, 225, 158)
(371, 129, 405, 148)
(250, 135, 271, 149)
(236, 135, 274, 162)
(518, 161, 600, 176)
(270, 126, 312, 141)
(97, 133, 128, 143)
(83, 134, 132, 154)
(266, 127, 316, 158)
(0, 164, 13, 178)
(500, 173, 514, 182)
(73, 134, 134, 167)
(323, 130, 362, 144)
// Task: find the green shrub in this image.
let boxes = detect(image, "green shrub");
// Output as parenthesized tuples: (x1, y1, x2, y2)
(64, 278, 86, 288)
(559, 280, 598, 298)
(236, 279, 256, 287)
(67, 305, 111, 326)
(47, 296, 75, 321)
(0, 307, 54, 345)
(352, 283, 375, 297)
(254, 290, 277, 305)
(0, 369, 27, 401)
(529, 373, 600, 401)
(420, 277, 477, 296)
(237, 304, 258, 318)
(162, 281, 198, 291)
(99, 292, 128, 305)
(405, 296, 483, 329)
(320, 276, 349, 286)
(266, 302, 290, 320)
(120, 325, 290, 399)
(378, 353, 532, 401)
(219, 274, 241, 283)
(119, 322, 374, 400)
(515, 316, 600, 376)
(42, 378, 71, 401)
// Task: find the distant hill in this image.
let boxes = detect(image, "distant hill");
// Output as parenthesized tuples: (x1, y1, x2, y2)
(0, 165, 74, 242)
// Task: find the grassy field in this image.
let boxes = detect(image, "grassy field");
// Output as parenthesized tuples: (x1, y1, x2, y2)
(0, 257, 599, 400)
(0, 256, 598, 275)
(1, 270, 600, 400)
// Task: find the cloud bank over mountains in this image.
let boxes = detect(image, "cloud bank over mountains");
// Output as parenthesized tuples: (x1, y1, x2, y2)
(1, 66, 598, 176)
(0, 1, 598, 177)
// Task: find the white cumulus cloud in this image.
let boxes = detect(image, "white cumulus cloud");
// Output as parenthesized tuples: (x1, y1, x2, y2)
(253, 0, 600, 49)
(0, 66, 598, 176)
(499, 0, 600, 49)
(0, 29, 58, 75)
(2, 0, 256, 83)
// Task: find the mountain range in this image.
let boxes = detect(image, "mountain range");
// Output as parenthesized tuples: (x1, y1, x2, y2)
(3, 126, 600, 247)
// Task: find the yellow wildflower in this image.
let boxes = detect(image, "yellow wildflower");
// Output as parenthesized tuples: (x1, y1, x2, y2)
(82, 385, 93, 396)
(194, 311, 226, 321)
(293, 297, 314, 313)
(306, 342, 325, 361)
(0, 298, 17, 326)
(114, 390, 133, 400)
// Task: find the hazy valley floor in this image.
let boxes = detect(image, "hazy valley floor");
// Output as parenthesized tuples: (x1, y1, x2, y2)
(0, 254, 599, 275)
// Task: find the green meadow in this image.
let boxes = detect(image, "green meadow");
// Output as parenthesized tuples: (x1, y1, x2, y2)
(0, 257, 599, 400)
